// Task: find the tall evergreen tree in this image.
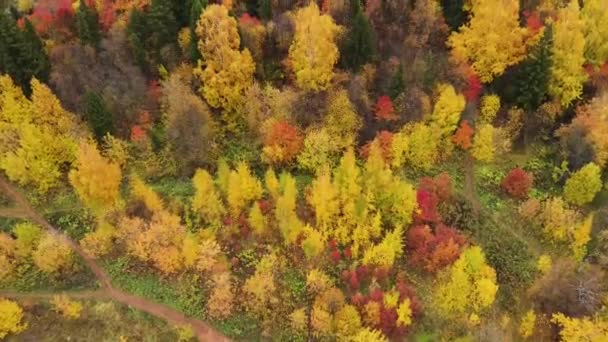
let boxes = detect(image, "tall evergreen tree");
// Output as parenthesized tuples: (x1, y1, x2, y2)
(440, 0, 467, 31)
(127, 9, 148, 68)
(189, 0, 207, 62)
(515, 26, 553, 112)
(147, 0, 178, 53)
(75, 0, 102, 48)
(19, 18, 50, 84)
(389, 63, 405, 99)
(84, 91, 114, 143)
(0, 14, 27, 89)
(341, 0, 375, 72)
(258, 0, 272, 21)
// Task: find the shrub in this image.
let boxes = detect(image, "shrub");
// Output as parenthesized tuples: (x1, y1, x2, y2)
(563, 162, 602, 206)
(501, 168, 534, 199)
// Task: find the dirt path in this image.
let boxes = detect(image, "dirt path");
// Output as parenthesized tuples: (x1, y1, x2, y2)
(0, 176, 230, 342)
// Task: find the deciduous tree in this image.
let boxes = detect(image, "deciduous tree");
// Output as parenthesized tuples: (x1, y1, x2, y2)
(563, 162, 602, 206)
(0, 298, 27, 339)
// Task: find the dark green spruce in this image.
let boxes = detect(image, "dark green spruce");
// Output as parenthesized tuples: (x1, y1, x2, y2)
(341, 0, 376, 72)
(515, 25, 553, 112)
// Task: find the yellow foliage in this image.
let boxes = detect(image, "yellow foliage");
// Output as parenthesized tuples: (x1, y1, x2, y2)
(537, 254, 553, 274)
(306, 269, 333, 295)
(243, 254, 278, 318)
(362, 226, 404, 268)
(227, 162, 263, 217)
(51, 294, 83, 319)
(196, 238, 222, 273)
(323, 90, 362, 151)
(540, 197, 579, 242)
(33, 233, 74, 275)
(288, 3, 342, 91)
(551, 313, 608, 342)
(264, 168, 280, 200)
(362, 301, 381, 326)
(563, 162, 602, 206)
(471, 124, 496, 162)
(383, 290, 399, 309)
(80, 221, 115, 258)
(192, 169, 225, 227)
(0, 298, 27, 339)
(350, 328, 388, 342)
(130, 176, 164, 212)
(297, 128, 339, 173)
(435, 246, 498, 318)
(519, 310, 536, 339)
(430, 83, 465, 139)
(12, 222, 42, 259)
(290, 308, 307, 331)
(207, 272, 234, 319)
(177, 27, 191, 54)
(448, 0, 533, 82)
(334, 304, 362, 340)
(195, 5, 255, 114)
(571, 215, 593, 262)
(479, 94, 501, 124)
(301, 225, 326, 259)
(181, 233, 199, 268)
(401, 122, 439, 170)
(275, 172, 304, 244)
(69, 141, 122, 213)
(102, 134, 130, 168)
(307, 166, 339, 230)
(581, 0, 608, 67)
(396, 299, 413, 327)
(248, 202, 267, 236)
(549, 0, 588, 106)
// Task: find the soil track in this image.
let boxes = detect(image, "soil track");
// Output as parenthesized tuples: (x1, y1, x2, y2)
(0, 175, 230, 342)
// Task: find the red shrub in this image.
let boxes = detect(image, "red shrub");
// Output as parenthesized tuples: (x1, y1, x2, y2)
(375, 96, 398, 121)
(419, 172, 453, 203)
(415, 189, 440, 223)
(501, 168, 534, 199)
(378, 307, 398, 337)
(130, 125, 146, 142)
(369, 288, 384, 302)
(348, 271, 359, 290)
(407, 224, 466, 272)
(351, 292, 367, 306)
(330, 250, 341, 263)
(464, 71, 482, 102)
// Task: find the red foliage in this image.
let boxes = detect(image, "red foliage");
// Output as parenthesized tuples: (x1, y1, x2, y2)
(415, 189, 440, 223)
(360, 130, 394, 162)
(148, 79, 162, 101)
(264, 120, 304, 164)
(239, 13, 261, 26)
(407, 224, 466, 272)
(330, 249, 341, 263)
(395, 280, 421, 315)
(356, 265, 370, 280)
(29, 0, 74, 35)
(452, 120, 474, 150)
(130, 125, 146, 142)
(99, 2, 116, 31)
(328, 239, 337, 250)
(351, 292, 367, 306)
(373, 267, 389, 281)
(464, 71, 483, 102)
(378, 307, 399, 337)
(348, 271, 359, 290)
(501, 168, 534, 199)
(369, 288, 384, 302)
(375, 96, 398, 121)
(257, 199, 273, 215)
(418, 172, 452, 203)
(343, 246, 352, 259)
(524, 10, 543, 34)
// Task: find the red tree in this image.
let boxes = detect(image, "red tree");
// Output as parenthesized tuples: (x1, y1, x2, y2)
(464, 71, 483, 102)
(419, 172, 452, 203)
(415, 189, 440, 223)
(407, 224, 466, 272)
(501, 168, 534, 199)
(360, 130, 394, 162)
(264, 120, 304, 164)
(375, 96, 398, 121)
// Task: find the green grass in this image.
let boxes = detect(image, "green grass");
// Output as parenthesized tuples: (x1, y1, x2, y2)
(103, 257, 207, 318)
(213, 312, 260, 341)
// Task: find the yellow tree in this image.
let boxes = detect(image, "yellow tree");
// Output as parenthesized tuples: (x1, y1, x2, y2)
(195, 5, 255, 114)
(323, 90, 362, 151)
(130, 176, 164, 213)
(448, 0, 533, 82)
(551, 313, 608, 341)
(307, 167, 339, 231)
(434, 246, 498, 318)
(226, 162, 263, 217)
(51, 294, 83, 319)
(471, 124, 496, 162)
(581, 0, 608, 67)
(0, 298, 27, 339)
(32, 233, 74, 275)
(429, 84, 465, 138)
(563, 162, 602, 206)
(288, 3, 342, 91)
(192, 169, 226, 228)
(362, 226, 404, 268)
(69, 141, 122, 213)
(0, 77, 80, 193)
(549, 0, 587, 107)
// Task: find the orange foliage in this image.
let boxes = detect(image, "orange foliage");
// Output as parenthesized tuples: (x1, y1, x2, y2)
(263, 120, 304, 164)
(452, 120, 474, 150)
(360, 130, 394, 163)
(407, 224, 467, 272)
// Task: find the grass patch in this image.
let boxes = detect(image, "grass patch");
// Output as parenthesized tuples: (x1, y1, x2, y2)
(104, 257, 206, 318)
(214, 312, 260, 341)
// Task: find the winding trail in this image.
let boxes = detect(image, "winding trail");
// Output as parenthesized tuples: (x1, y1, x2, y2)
(0, 176, 230, 342)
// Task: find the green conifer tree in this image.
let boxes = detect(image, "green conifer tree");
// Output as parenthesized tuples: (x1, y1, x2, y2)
(0, 14, 27, 90)
(84, 92, 114, 143)
(189, 0, 207, 62)
(75, 0, 101, 48)
(389, 63, 405, 99)
(147, 0, 178, 53)
(341, 0, 376, 72)
(127, 9, 148, 68)
(440, 0, 466, 31)
(515, 26, 553, 112)
(19, 18, 50, 83)
(258, 0, 272, 21)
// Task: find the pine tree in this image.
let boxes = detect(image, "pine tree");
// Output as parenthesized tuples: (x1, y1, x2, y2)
(258, 0, 272, 21)
(341, 1, 375, 72)
(189, 0, 207, 62)
(440, 0, 466, 31)
(84, 91, 114, 143)
(75, 0, 102, 48)
(515, 26, 553, 112)
(19, 18, 50, 85)
(388, 64, 405, 99)
(147, 0, 178, 54)
(127, 9, 148, 68)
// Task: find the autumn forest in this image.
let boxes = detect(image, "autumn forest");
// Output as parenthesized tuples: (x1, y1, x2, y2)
(1, 0, 608, 341)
